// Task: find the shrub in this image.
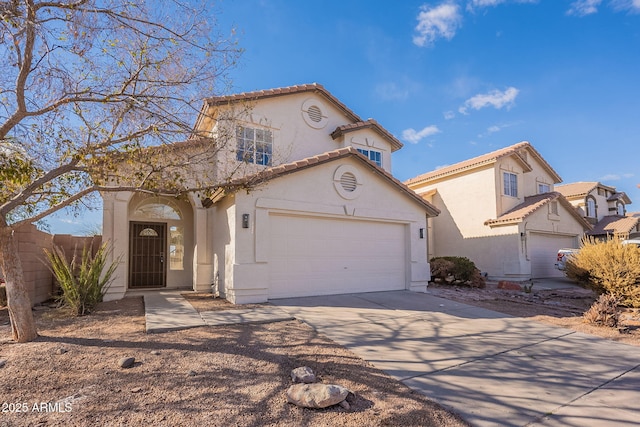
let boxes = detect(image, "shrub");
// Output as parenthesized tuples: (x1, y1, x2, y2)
(583, 294, 620, 327)
(566, 237, 640, 307)
(44, 242, 120, 316)
(430, 256, 486, 288)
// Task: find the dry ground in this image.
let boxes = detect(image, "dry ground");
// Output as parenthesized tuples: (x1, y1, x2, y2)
(1, 283, 639, 427)
(0, 296, 467, 427)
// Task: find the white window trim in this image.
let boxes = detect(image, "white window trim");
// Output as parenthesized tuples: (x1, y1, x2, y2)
(503, 172, 518, 198)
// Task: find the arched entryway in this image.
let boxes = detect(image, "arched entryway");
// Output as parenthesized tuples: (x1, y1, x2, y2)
(127, 195, 194, 289)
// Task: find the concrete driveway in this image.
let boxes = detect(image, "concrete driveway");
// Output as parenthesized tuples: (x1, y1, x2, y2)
(272, 290, 640, 427)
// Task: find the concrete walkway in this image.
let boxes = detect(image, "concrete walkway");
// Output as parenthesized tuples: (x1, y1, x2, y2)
(143, 292, 293, 333)
(272, 291, 640, 427)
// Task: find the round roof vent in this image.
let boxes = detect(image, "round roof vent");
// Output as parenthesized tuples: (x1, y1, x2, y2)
(340, 172, 357, 192)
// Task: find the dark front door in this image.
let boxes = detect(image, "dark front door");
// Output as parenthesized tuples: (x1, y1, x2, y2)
(129, 222, 166, 288)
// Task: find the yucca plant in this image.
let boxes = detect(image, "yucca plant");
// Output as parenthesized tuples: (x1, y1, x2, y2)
(44, 242, 120, 316)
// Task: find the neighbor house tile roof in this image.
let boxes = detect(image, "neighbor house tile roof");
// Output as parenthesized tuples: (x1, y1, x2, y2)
(587, 215, 640, 236)
(484, 192, 592, 229)
(405, 141, 562, 186)
(330, 119, 403, 152)
(203, 83, 362, 123)
(208, 146, 440, 216)
(554, 182, 599, 198)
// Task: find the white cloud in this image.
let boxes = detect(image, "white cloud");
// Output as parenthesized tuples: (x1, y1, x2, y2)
(611, 0, 640, 12)
(567, 0, 602, 16)
(413, 2, 462, 47)
(599, 173, 635, 181)
(459, 87, 519, 115)
(467, 0, 538, 11)
(375, 82, 410, 101)
(402, 125, 441, 144)
(443, 110, 456, 120)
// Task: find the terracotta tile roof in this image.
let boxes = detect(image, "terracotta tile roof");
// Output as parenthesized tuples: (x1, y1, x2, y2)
(405, 141, 562, 186)
(555, 182, 600, 198)
(204, 83, 361, 123)
(608, 191, 632, 204)
(587, 215, 640, 236)
(330, 119, 403, 152)
(484, 192, 592, 229)
(210, 146, 440, 216)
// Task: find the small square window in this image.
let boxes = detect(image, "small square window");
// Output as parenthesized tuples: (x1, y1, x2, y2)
(538, 183, 550, 194)
(357, 148, 382, 167)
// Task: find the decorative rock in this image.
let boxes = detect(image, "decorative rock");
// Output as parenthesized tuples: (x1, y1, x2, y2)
(55, 348, 68, 355)
(187, 370, 197, 377)
(118, 357, 135, 369)
(497, 281, 523, 291)
(130, 387, 143, 393)
(0, 359, 6, 368)
(150, 350, 161, 356)
(287, 383, 350, 409)
(338, 399, 350, 410)
(291, 366, 316, 383)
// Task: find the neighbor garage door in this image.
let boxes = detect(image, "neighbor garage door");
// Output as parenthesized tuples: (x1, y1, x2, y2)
(529, 233, 578, 278)
(268, 214, 406, 298)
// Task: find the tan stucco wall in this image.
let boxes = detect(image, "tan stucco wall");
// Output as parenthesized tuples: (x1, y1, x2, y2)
(209, 93, 396, 184)
(213, 156, 430, 304)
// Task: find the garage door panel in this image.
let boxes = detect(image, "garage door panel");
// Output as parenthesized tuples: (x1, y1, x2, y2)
(269, 215, 406, 298)
(529, 234, 577, 278)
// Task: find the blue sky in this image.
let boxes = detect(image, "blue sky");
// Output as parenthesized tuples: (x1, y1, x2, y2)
(50, 0, 640, 234)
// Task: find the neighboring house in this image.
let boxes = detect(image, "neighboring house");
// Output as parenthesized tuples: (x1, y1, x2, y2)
(102, 84, 439, 303)
(555, 182, 630, 223)
(405, 141, 592, 280)
(555, 182, 639, 240)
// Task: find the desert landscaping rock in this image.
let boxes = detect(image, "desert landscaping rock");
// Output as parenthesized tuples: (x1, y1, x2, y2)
(118, 356, 135, 369)
(291, 366, 316, 383)
(0, 358, 6, 368)
(130, 387, 143, 393)
(286, 383, 350, 409)
(187, 370, 197, 376)
(55, 347, 68, 354)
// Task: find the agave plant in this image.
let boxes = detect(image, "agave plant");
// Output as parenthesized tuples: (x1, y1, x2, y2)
(45, 242, 120, 316)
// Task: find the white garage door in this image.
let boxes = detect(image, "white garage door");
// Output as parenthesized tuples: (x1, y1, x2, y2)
(268, 214, 406, 298)
(529, 233, 578, 278)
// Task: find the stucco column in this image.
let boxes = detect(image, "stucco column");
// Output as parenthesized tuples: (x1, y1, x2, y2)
(102, 191, 132, 301)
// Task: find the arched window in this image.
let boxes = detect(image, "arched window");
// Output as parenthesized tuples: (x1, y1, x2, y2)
(617, 203, 625, 216)
(133, 199, 182, 220)
(586, 197, 596, 218)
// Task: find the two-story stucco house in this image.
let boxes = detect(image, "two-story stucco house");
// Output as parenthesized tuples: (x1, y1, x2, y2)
(101, 84, 439, 303)
(406, 142, 591, 280)
(555, 182, 639, 239)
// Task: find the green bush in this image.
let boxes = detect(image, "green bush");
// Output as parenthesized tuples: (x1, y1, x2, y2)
(566, 237, 640, 307)
(430, 256, 485, 288)
(44, 242, 120, 316)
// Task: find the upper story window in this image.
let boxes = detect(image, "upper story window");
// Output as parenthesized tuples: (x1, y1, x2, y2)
(586, 197, 596, 218)
(549, 201, 559, 215)
(538, 183, 551, 194)
(236, 126, 272, 166)
(617, 203, 625, 216)
(503, 172, 518, 197)
(357, 148, 382, 167)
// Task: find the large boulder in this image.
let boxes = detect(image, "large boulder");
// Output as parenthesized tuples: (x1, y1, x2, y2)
(286, 383, 349, 409)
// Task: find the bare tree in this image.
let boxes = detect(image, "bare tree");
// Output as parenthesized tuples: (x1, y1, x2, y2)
(0, 0, 241, 342)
